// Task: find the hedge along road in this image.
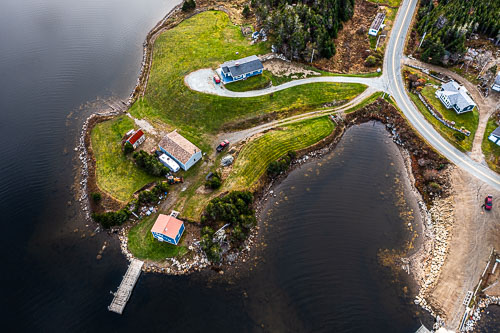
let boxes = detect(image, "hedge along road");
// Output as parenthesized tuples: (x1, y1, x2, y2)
(184, 0, 500, 191)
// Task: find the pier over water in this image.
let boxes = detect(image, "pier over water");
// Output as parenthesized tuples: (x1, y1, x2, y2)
(108, 259, 144, 314)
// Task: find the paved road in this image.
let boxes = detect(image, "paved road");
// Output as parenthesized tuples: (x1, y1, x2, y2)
(385, 0, 500, 191)
(185, 0, 500, 191)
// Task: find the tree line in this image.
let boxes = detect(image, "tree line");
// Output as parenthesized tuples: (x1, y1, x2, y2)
(416, 0, 500, 65)
(252, 0, 355, 60)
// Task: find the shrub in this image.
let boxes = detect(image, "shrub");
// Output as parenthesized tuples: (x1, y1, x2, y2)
(123, 142, 134, 155)
(205, 172, 222, 189)
(267, 151, 296, 178)
(91, 192, 102, 203)
(242, 5, 250, 18)
(365, 55, 377, 67)
(453, 132, 466, 142)
(182, 0, 196, 12)
(92, 209, 130, 228)
(133, 150, 169, 177)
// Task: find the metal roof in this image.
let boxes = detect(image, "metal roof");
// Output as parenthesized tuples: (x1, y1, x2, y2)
(220, 55, 263, 77)
(370, 12, 386, 31)
(492, 126, 500, 138)
(440, 80, 476, 111)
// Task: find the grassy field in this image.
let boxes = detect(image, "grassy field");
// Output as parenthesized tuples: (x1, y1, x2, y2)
(90, 116, 159, 201)
(179, 116, 335, 220)
(128, 213, 188, 260)
(225, 70, 273, 92)
(225, 117, 334, 190)
(367, 0, 401, 7)
(130, 11, 365, 144)
(410, 86, 478, 151)
(482, 115, 500, 173)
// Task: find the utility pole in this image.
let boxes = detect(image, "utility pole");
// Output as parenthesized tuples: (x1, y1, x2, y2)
(310, 49, 315, 63)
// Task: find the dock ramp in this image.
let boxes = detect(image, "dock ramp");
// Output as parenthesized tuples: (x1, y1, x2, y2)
(108, 259, 144, 314)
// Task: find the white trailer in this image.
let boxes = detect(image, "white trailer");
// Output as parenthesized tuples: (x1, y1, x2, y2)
(159, 154, 180, 172)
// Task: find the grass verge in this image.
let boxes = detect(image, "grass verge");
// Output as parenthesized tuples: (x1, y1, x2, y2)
(128, 213, 188, 260)
(408, 86, 478, 151)
(481, 115, 500, 173)
(90, 116, 159, 201)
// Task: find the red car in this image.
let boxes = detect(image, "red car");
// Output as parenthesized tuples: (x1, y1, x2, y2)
(485, 195, 493, 211)
(216, 139, 229, 152)
(213, 75, 221, 84)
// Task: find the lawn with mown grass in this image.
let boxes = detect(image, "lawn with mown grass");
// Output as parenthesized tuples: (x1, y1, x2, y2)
(482, 115, 500, 173)
(225, 116, 334, 190)
(129, 11, 365, 144)
(91, 116, 159, 201)
(410, 86, 478, 151)
(128, 213, 188, 260)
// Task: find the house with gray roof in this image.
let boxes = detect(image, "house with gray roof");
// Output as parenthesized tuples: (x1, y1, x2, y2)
(158, 130, 202, 171)
(492, 72, 500, 92)
(217, 55, 263, 84)
(435, 80, 476, 114)
(488, 126, 500, 146)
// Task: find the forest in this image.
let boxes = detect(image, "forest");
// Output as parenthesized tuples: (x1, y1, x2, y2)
(252, 0, 355, 60)
(416, 0, 500, 65)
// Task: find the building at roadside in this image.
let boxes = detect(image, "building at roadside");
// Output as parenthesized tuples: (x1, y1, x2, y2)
(492, 72, 500, 92)
(435, 81, 476, 114)
(488, 126, 500, 146)
(158, 130, 202, 171)
(151, 214, 185, 245)
(217, 55, 263, 84)
(368, 12, 386, 36)
(126, 129, 145, 149)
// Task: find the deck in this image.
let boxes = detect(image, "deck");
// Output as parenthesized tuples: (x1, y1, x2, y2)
(108, 259, 144, 314)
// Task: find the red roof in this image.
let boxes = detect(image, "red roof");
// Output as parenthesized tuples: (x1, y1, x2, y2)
(151, 214, 184, 239)
(127, 129, 144, 145)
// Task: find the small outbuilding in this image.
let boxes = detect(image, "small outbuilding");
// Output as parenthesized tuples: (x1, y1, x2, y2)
(158, 130, 202, 171)
(368, 12, 386, 36)
(126, 129, 146, 149)
(488, 126, 500, 146)
(492, 72, 500, 92)
(151, 214, 185, 245)
(217, 55, 264, 84)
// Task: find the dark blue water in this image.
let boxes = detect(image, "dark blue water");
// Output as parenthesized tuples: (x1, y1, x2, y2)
(3, 1, 492, 332)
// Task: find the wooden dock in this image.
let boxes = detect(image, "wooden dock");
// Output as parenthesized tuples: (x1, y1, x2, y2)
(415, 324, 431, 333)
(108, 259, 144, 314)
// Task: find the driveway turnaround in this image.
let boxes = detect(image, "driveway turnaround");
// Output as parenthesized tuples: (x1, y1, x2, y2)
(184, 0, 500, 191)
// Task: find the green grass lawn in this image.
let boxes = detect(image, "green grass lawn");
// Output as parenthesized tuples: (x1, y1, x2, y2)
(130, 11, 366, 144)
(225, 70, 273, 92)
(410, 86, 479, 151)
(90, 116, 159, 201)
(225, 116, 334, 190)
(367, 0, 401, 7)
(481, 115, 500, 173)
(128, 213, 188, 261)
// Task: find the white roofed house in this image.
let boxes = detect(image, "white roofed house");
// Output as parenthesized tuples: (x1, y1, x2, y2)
(158, 130, 202, 171)
(435, 81, 476, 114)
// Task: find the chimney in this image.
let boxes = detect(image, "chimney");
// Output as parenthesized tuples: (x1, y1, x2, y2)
(235, 62, 240, 67)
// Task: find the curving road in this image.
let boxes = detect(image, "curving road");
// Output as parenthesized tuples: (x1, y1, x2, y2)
(184, 0, 500, 190)
(385, 0, 500, 191)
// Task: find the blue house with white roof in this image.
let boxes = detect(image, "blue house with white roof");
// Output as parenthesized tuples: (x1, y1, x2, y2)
(217, 55, 263, 84)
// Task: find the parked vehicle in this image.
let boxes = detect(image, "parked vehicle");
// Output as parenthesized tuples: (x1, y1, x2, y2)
(213, 75, 221, 84)
(485, 195, 493, 211)
(216, 139, 229, 152)
(167, 175, 184, 185)
(159, 154, 180, 172)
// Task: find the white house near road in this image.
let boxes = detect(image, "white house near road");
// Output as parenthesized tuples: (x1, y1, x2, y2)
(158, 130, 202, 171)
(435, 81, 476, 114)
(488, 126, 500, 146)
